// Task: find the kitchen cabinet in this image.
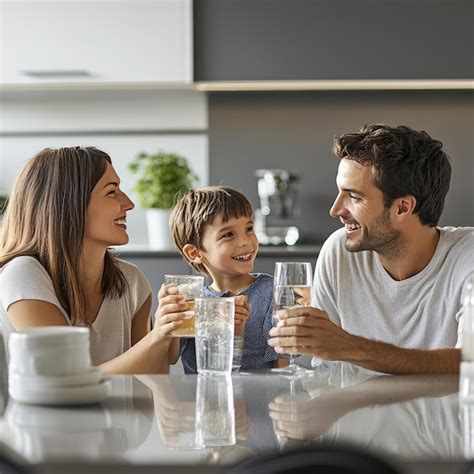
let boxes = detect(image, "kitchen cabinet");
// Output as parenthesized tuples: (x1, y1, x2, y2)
(194, 0, 473, 83)
(1, 0, 192, 87)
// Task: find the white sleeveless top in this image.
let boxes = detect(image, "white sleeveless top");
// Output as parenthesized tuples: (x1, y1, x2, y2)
(0, 256, 151, 365)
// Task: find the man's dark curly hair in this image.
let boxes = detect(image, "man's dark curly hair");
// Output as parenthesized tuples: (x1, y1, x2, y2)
(333, 124, 451, 227)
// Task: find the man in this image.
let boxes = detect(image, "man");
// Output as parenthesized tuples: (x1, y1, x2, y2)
(268, 124, 473, 374)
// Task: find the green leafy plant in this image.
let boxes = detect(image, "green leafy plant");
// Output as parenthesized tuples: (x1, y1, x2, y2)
(128, 151, 198, 209)
(0, 195, 8, 216)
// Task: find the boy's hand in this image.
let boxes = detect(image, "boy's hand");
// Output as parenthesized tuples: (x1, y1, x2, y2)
(234, 295, 250, 335)
(153, 284, 193, 340)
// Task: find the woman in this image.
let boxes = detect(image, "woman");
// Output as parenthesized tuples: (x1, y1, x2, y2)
(0, 147, 183, 374)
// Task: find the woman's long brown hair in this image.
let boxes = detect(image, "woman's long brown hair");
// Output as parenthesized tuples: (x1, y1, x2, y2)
(0, 147, 127, 324)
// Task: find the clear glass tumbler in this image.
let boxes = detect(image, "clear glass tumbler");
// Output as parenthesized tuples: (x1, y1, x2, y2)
(195, 297, 235, 375)
(462, 272, 474, 363)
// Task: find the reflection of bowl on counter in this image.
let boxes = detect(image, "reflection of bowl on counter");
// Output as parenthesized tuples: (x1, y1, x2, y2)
(7, 402, 112, 461)
(5, 377, 153, 462)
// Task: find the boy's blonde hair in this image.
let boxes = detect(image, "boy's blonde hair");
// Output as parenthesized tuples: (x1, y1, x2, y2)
(170, 186, 253, 274)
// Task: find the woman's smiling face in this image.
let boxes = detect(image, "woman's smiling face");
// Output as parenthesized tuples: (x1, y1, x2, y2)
(84, 162, 135, 248)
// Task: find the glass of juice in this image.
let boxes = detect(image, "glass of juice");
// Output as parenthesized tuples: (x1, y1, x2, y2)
(164, 275, 205, 337)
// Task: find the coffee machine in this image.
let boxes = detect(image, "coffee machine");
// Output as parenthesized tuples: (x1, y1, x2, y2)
(254, 169, 300, 245)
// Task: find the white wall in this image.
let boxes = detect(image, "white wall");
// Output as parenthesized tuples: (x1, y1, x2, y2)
(0, 89, 208, 245)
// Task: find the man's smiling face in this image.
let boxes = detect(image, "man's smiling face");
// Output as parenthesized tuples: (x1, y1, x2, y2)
(329, 158, 400, 253)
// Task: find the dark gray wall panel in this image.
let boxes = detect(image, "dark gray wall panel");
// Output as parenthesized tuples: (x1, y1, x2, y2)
(194, 0, 474, 81)
(208, 90, 474, 243)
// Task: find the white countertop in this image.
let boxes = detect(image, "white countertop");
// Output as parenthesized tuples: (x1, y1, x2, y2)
(0, 362, 470, 473)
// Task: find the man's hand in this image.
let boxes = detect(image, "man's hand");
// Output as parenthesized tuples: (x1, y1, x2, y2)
(234, 295, 250, 337)
(268, 306, 461, 375)
(153, 284, 192, 341)
(268, 306, 355, 360)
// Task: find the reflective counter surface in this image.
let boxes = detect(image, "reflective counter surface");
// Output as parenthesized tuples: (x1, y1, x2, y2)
(0, 362, 472, 473)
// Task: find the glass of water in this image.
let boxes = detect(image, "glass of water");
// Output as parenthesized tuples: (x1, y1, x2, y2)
(164, 275, 205, 337)
(195, 297, 235, 375)
(271, 262, 314, 377)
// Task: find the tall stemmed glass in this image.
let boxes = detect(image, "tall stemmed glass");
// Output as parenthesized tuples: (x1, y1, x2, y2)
(271, 262, 314, 377)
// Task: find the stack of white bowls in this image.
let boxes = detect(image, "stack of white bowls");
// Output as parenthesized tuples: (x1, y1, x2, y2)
(8, 327, 111, 405)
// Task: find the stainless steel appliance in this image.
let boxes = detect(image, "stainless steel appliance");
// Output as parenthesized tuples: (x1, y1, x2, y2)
(254, 169, 300, 245)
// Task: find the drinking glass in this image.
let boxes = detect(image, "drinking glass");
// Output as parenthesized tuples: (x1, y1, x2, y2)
(164, 275, 205, 337)
(271, 262, 314, 377)
(461, 272, 474, 363)
(195, 297, 235, 375)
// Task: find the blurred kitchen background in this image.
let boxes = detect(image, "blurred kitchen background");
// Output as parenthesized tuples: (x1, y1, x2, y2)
(1, 0, 473, 298)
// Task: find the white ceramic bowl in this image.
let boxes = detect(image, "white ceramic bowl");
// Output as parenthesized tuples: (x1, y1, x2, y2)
(9, 327, 89, 350)
(9, 345, 91, 376)
(9, 327, 91, 376)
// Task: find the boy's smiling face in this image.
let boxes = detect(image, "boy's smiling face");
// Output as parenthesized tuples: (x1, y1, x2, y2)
(194, 213, 259, 279)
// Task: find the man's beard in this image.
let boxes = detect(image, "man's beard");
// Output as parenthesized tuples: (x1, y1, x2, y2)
(345, 208, 401, 256)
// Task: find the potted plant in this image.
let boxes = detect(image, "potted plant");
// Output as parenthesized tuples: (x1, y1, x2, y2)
(129, 150, 198, 248)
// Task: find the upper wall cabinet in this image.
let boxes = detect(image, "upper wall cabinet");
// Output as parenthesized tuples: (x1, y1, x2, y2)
(1, 0, 192, 88)
(194, 0, 473, 82)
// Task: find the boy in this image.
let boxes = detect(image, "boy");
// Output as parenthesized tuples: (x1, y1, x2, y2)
(157, 186, 285, 373)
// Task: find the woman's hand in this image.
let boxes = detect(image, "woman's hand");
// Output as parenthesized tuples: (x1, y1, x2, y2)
(153, 284, 192, 341)
(136, 375, 197, 448)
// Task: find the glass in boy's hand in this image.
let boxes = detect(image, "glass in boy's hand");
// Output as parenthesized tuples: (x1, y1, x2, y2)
(271, 262, 315, 377)
(164, 275, 204, 337)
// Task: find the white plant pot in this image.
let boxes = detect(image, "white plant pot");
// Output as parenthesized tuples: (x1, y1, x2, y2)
(146, 209, 173, 249)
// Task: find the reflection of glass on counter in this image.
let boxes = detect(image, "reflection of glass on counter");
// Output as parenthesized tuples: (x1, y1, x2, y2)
(462, 402, 474, 460)
(135, 375, 250, 455)
(196, 375, 235, 448)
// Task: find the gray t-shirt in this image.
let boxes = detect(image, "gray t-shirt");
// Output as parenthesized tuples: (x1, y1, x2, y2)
(313, 226, 474, 352)
(0, 256, 151, 365)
